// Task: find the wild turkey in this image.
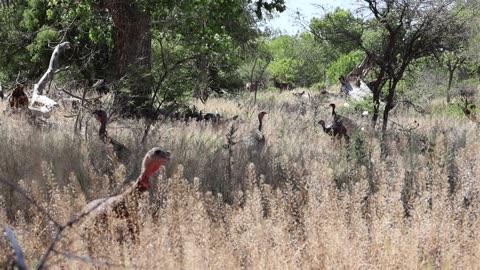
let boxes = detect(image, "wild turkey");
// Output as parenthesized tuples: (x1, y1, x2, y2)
(80, 147, 172, 243)
(203, 112, 222, 122)
(244, 111, 268, 146)
(459, 102, 480, 124)
(92, 109, 132, 164)
(9, 84, 28, 109)
(328, 103, 359, 142)
(318, 119, 348, 141)
(318, 120, 333, 136)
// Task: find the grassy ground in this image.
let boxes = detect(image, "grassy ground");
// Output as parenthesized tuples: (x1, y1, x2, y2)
(1, 89, 480, 269)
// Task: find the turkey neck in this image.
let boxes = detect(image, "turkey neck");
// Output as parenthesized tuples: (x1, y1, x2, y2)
(136, 160, 163, 192)
(99, 120, 108, 142)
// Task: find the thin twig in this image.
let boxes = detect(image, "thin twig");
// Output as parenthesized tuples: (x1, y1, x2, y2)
(396, 99, 428, 114)
(58, 86, 101, 101)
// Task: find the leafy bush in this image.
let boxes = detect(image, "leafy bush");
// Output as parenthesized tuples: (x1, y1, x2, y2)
(26, 27, 59, 62)
(326, 50, 364, 84)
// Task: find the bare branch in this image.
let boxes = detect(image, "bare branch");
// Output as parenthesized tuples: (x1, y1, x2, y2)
(0, 177, 62, 229)
(57, 85, 101, 102)
(2, 225, 28, 270)
(396, 99, 428, 114)
(0, 176, 127, 269)
(35, 230, 61, 270)
(29, 42, 71, 116)
(34, 42, 71, 96)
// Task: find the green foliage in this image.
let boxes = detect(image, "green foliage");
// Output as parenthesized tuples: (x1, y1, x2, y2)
(266, 35, 298, 83)
(147, 0, 267, 101)
(21, 0, 48, 31)
(307, 9, 366, 87)
(0, 0, 285, 101)
(252, 0, 285, 19)
(0, 4, 32, 80)
(0, 0, 116, 81)
(310, 82, 326, 91)
(309, 8, 362, 56)
(264, 33, 326, 87)
(238, 36, 272, 84)
(308, 1, 475, 130)
(268, 57, 300, 82)
(295, 32, 327, 87)
(26, 27, 59, 62)
(344, 95, 376, 114)
(430, 102, 467, 117)
(361, 28, 385, 54)
(326, 50, 364, 84)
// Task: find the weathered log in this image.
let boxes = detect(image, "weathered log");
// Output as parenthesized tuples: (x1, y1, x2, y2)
(29, 42, 70, 116)
(339, 55, 375, 100)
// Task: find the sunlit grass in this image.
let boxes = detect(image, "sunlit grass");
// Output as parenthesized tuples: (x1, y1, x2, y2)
(1, 90, 480, 269)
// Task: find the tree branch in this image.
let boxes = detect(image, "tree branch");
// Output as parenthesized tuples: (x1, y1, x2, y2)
(2, 225, 28, 270)
(0, 176, 127, 269)
(29, 42, 71, 115)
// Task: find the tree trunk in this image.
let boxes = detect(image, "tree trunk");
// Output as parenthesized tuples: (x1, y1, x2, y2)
(250, 58, 258, 104)
(446, 66, 454, 103)
(382, 93, 392, 132)
(193, 55, 210, 103)
(372, 91, 380, 129)
(382, 79, 399, 132)
(105, 0, 152, 116)
(368, 79, 382, 129)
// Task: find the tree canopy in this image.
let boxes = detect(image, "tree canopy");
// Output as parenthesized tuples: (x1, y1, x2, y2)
(1, 0, 479, 128)
(0, 0, 285, 116)
(310, 0, 474, 130)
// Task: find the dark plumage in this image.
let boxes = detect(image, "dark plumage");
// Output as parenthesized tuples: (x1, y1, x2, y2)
(460, 103, 479, 124)
(9, 84, 28, 108)
(328, 103, 359, 142)
(204, 112, 221, 122)
(330, 103, 343, 123)
(319, 119, 348, 141)
(318, 120, 334, 136)
(255, 111, 268, 142)
(92, 109, 132, 164)
(245, 111, 268, 148)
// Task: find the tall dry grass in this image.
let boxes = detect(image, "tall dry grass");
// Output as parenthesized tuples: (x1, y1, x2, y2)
(1, 91, 480, 269)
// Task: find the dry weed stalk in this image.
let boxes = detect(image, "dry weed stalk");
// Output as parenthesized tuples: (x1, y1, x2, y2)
(2, 92, 480, 268)
(0, 176, 126, 269)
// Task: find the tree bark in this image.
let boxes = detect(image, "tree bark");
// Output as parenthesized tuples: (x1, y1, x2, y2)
(193, 55, 210, 103)
(382, 79, 397, 132)
(446, 57, 465, 103)
(29, 42, 70, 116)
(368, 77, 384, 129)
(104, 0, 152, 116)
(446, 66, 454, 103)
(250, 57, 258, 104)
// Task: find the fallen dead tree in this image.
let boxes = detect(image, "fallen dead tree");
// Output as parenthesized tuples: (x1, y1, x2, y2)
(28, 42, 70, 117)
(339, 55, 374, 100)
